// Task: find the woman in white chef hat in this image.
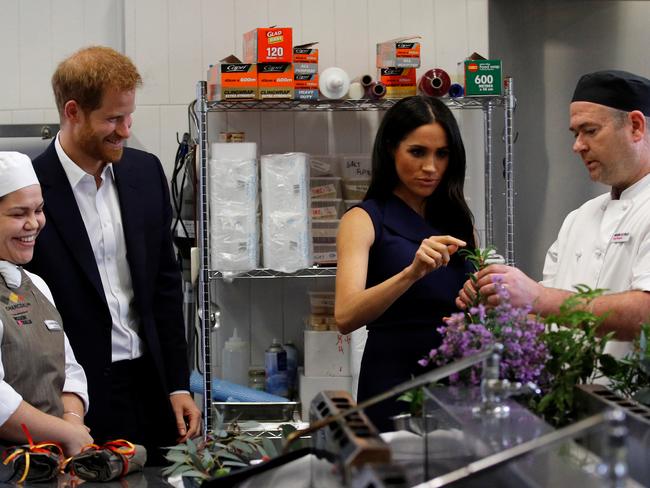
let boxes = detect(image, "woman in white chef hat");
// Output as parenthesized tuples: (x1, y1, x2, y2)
(0, 152, 92, 456)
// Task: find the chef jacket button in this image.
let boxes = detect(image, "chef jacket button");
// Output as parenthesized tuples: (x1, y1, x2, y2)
(103, 367, 111, 377)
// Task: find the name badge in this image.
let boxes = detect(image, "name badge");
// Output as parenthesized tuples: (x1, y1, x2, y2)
(611, 232, 630, 243)
(44, 320, 62, 331)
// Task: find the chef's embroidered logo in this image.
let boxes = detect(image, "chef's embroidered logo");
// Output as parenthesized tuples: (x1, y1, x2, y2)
(3, 292, 30, 316)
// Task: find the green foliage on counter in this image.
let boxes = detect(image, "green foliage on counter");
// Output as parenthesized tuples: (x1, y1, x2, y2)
(531, 284, 615, 426)
(606, 323, 650, 406)
(162, 411, 278, 483)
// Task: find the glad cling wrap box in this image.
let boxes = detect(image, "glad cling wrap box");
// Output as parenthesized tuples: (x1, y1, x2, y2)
(207, 56, 257, 101)
(243, 27, 293, 63)
(379, 67, 417, 99)
(258, 63, 294, 99)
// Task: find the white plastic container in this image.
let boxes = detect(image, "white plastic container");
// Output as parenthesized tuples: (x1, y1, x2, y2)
(221, 328, 249, 386)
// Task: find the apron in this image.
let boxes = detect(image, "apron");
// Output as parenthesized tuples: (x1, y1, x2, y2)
(0, 269, 65, 418)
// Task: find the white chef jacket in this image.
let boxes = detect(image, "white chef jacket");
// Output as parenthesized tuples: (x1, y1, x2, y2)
(0, 261, 89, 427)
(541, 173, 650, 358)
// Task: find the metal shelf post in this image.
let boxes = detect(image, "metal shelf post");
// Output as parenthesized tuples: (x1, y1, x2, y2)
(504, 77, 516, 265)
(195, 81, 212, 438)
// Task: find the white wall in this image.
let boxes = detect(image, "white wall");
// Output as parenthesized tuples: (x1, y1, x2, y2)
(0, 0, 489, 369)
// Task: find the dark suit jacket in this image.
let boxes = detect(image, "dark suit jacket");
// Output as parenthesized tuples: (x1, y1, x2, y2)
(26, 141, 190, 437)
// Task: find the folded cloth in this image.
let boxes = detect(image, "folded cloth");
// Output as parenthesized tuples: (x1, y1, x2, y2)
(0, 443, 63, 483)
(68, 441, 146, 481)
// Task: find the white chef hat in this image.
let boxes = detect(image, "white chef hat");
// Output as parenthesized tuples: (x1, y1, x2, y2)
(0, 152, 39, 198)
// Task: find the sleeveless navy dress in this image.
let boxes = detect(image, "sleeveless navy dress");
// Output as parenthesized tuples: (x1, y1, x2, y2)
(355, 195, 472, 431)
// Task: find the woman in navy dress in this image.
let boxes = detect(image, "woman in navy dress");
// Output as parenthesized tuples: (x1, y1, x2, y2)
(335, 96, 476, 431)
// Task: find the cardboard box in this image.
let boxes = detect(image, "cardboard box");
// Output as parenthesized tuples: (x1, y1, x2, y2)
(304, 330, 351, 377)
(258, 63, 294, 99)
(243, 27, 293, 63)
(464, 59, 502, 96)
(299, 372, 352, 420)
(207, 57, 257, 101)
(379, 67, 417, 99)
(293, 43, 319, 63)
(376, 36, 421, 68)
(294, 73, 319, 100)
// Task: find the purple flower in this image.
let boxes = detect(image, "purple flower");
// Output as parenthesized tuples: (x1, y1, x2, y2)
(420, 272, 548, 387)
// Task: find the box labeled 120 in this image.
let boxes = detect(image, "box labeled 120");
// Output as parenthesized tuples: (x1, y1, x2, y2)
(243, 27, 293, 63)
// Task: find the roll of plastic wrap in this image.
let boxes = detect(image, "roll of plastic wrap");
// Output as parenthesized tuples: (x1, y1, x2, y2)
(348, 81, 365, 100)
(418, 68, 451, 97)
(319, 67, 351, 100)
(367, 82, 386, 99)
(359, 74, 373, 88)
(448, 83, 465, 98)
(189, 370, 288, 402)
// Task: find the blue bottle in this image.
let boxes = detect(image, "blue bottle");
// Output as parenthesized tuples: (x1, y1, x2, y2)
(264, 339, 289, 398)
(283, 341, 299, 399)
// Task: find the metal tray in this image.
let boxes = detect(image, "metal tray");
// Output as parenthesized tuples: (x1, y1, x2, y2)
(212, 401, 299, 423)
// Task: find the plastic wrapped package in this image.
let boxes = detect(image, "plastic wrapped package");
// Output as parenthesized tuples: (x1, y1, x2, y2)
(261, 153, 312, 272)
(210, 211, 258, 273)
(209, 142, 258, 275)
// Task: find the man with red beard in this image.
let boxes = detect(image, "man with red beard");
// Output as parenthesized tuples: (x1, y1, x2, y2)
(458, 70, 650, 359)
(26, 46, 201, 462)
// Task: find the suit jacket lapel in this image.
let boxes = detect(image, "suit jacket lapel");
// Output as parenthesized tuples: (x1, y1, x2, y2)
(37, 144, 106, 302)
(113, 162, 146, 296)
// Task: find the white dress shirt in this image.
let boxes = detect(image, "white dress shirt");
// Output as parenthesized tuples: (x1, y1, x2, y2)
(55, 135, 143, 362)
(0, 261, 89, 426)
(542, 173, 650, 358)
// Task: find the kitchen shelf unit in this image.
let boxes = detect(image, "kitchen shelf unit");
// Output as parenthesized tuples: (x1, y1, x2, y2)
(193, 79, 516, 437)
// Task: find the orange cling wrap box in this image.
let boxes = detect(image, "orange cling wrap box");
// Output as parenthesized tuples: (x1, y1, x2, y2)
(243, 27, 293, 63)
(293, 43, 319, 63)
(376, 36, 421, 68)
(379, 68, 417, 99)
(207, 59, 257, 101)
(258, 63, 294, 99)
(294, 73, 319, 100)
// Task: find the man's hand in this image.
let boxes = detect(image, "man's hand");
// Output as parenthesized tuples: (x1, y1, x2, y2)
(457, 264, 543, 309)
(169, 393, 202, 442)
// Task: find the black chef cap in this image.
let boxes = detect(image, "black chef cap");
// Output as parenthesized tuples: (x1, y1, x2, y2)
(571, 70, 650, 116)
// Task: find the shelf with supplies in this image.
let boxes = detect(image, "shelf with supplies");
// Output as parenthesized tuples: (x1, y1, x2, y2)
(210, 266, 337, 280)
(206, 96, 506, 112)
(193, 79, 516, 437)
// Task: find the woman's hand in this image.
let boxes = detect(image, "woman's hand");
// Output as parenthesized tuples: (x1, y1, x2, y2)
(60, 422, 94, 457)
(405, 235, 466, 281)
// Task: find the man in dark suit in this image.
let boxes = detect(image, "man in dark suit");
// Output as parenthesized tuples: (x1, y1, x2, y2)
(26, 46, 201, 459)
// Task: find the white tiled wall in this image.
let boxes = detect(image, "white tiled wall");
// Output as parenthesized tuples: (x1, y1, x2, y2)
(0, 0, 489, 371)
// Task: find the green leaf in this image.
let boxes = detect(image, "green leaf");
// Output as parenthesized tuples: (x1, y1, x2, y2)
(165, 450, 188, 463)
(222, 460, 248, 468)
(186, 437, 198, 456)
(215, 450, 244, 462)
(182, 470, 209, 479)
(228, 439, 255, 454)
(261, 437, 278, 457)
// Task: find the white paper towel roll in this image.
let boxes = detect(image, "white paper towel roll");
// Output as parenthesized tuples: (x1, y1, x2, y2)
(348, 81, 365, 100)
